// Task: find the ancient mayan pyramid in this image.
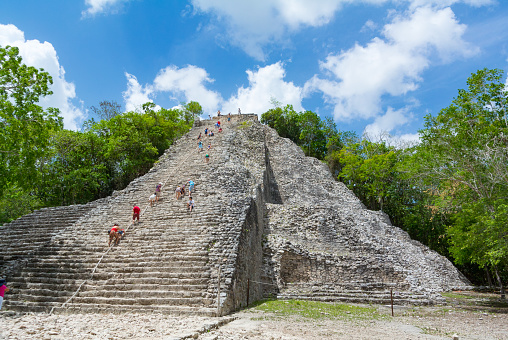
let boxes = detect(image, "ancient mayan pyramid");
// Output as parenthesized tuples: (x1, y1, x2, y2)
(0, 114, 470, 315)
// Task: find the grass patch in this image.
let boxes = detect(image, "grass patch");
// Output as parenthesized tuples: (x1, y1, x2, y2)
(441, 292, 476, 300)
(237, 121, 253, 129)
(440, 291, 508, 314)
(249, 299, 384, 321)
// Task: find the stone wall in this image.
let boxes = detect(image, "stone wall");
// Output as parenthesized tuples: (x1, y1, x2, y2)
(261, 125, 471, 304)
(203, 119, 267, 314)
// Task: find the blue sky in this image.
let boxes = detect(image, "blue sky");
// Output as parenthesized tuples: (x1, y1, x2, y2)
(1, 0, 507, 142)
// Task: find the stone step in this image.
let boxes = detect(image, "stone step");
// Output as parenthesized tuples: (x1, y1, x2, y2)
(8, 293, 70, 303)
(8, 272, 90, 280)
(107, 250, 210, 257)
(277, 292, 433, 305)
(92, 277, 210, 286)
(8, 282, 84, 291)
(54, 304, 217, 316)
(93, 265, 209, 274)
(68, 295, 214, 307)
(30, 258, 208, 267)
(99, 255, 208, 262)
(7, 277, 86, 285)
(91, 271, 210, 280)
(83, 283, 208, 291)
(77, 289, 207, 299)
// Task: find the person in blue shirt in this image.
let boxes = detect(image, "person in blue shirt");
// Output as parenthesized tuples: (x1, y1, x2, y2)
(188, 179, 195, 195)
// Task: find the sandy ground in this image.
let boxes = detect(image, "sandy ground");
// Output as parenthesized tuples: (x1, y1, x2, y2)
(205, 306, 508, 340)
(1, 292, 507, 340)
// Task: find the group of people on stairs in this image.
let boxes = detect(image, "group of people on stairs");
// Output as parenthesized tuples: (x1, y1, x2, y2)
(106, 115, 231, 246)
(107, 177, 197, 245)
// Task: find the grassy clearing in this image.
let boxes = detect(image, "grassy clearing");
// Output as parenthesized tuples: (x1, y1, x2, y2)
(249, 299, 385, 321)
(441, 292, 476, 300)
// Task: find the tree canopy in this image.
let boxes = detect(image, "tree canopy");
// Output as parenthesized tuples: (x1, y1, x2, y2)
(408, 68, 508, 294)
(261, 104, 354, 160)
(0, 45, 63, 193)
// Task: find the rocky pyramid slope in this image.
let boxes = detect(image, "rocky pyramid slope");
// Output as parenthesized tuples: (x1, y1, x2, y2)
(260, 125, 471, 304)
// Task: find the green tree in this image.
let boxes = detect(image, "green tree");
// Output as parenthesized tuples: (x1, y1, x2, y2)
(183, 101, 202, 123)
(261, 104, 301, 143)
(0, 45, 63, 195)
(0, 185, 42, 224)
(325, 128, 359, 177)
(37, 129, 109, 206)
(338, 140, 396, 211)
(411, 68, 508, 296)
(87, 104, 190, 189)
(89, 100, 122, 120)
(336, 140, 451, 256)
(298, 110, 327, 159)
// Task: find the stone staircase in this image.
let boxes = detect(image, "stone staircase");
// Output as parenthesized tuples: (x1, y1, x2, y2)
(0, 203, 102, 282)
(1, 117, 238, 315)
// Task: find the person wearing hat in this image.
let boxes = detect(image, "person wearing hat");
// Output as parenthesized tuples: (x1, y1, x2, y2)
(0, 279, 9, 310)
(155, 182, 162, 202)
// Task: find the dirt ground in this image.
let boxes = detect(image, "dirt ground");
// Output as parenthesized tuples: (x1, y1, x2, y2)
(1, 291, 507, 340)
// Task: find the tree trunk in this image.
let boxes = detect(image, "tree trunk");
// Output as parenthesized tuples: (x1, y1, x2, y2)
(494, 265, 506, 299)
(486, 268, 493, 289)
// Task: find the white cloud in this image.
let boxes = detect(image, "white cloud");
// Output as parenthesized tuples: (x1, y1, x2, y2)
(304, 6, 478, 122)
(153, 65, 222, 115)
(123, 65, 222, 116)
(0, 24, 85, 130)
(383, 6, 478, 61)
(361, 19, 378, 32)
(122, 73, 155, 112)
(82, 0, 129, 17)
(189, 0, 492, 61)
(363, 107, 421, 145)
(364, 107, 411, 135)
(124, 62, 304, 118)
(190, 0, 389, 60)
(408, 0, 494, 9)
(222, 62, 304, 115)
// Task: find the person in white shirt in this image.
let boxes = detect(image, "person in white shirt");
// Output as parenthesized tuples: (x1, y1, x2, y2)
(149, 193, 157, 207)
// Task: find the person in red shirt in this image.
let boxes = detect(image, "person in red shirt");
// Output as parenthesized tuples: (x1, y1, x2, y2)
(132, 205, 140, 223)
(0, 279, 8, 310)
(109, 224, 121, 246)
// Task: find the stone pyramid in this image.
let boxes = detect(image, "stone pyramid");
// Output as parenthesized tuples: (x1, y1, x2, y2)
(0, 114, 470, 316)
